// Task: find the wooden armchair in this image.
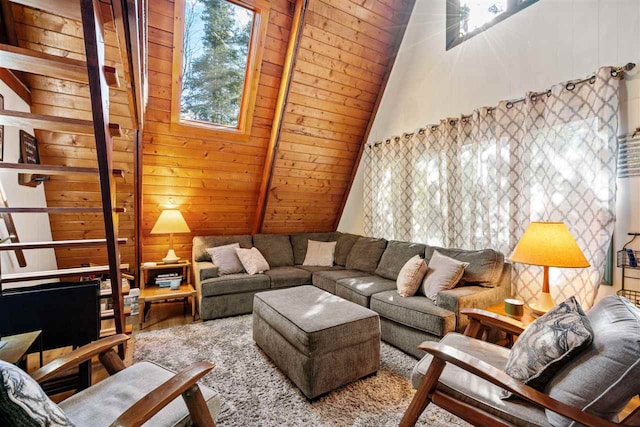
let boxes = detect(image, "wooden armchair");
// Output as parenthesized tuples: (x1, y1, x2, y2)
(400, 306, 640, 427)
(10, 334, 219, 427)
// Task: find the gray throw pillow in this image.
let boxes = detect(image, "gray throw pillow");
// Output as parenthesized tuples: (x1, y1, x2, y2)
(545, 295, 640, 426)
(253, 234, 295, 267)
(345, 237, 387, 273)
(0, 360, 73, 426)
(205, 243, 243, 275)
(503, 296, 593, 395)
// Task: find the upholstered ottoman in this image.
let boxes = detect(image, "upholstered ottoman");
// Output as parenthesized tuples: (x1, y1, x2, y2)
(253, 285, 381, 399)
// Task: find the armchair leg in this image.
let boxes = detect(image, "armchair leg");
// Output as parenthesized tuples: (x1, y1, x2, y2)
(400, 358, 446, 427)
(182, 384, 216, 427)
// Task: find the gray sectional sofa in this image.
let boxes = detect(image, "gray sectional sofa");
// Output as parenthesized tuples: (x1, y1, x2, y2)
(192, 232, 512, 358)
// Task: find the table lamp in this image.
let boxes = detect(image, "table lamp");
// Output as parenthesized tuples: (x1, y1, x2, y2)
(150, 209, 191, 263)
(509, 221, 590, 316)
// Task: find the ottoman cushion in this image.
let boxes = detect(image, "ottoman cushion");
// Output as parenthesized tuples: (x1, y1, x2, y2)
(254, 286, 380, 356)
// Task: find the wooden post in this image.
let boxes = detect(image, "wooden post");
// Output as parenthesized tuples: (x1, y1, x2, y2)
(80, 0, 126, 354)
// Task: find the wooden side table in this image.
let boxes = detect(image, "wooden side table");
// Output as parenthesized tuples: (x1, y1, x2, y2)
(139, 261, 196, 329)
(484, 302, 535, 347)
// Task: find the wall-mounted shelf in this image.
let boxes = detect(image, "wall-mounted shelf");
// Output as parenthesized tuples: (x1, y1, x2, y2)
(617, 232, 640, 307)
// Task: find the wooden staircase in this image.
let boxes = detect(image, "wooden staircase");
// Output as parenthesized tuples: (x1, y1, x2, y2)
(0, 0, 135, 343)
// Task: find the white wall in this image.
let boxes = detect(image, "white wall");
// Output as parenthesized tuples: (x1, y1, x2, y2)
(0, 79, 58, 288)
(337, 0, 640, 298)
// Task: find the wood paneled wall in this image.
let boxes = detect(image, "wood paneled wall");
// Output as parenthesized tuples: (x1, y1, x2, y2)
(261, 0, 412, 233)
(12, 5, 136, 268)
(142, 0, 413, 260)
(142, 0, 294, 261)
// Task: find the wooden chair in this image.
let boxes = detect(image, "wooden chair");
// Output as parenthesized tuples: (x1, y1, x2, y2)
(400, 307, 640, 427)
(9, 334, 219, 427)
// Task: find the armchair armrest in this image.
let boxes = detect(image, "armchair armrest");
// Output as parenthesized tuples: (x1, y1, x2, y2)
(31, 334, 130, 383)
(110, 361, 216, 427)
(461, 308, 525, 338)
(416, 341, 617, 427)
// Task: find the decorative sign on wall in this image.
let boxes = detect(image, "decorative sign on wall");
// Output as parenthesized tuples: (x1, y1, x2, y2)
(18, 130, 49, 187)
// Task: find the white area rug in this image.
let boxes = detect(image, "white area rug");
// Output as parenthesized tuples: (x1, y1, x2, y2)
(134, 315, 469, 426)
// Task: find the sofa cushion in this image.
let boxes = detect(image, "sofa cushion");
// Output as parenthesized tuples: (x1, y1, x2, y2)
(290, 232, 336, 265)
(336, 275, 397, 307)
(375, 241, 426, 280)
(253, 234, 295, 268)
(545, 295, 640, 426)
(253, 286, 379, 356)
(193, 235, 253, 262)
(265, 266, 312, 289)
(312, 269, 369, 294)
(200, 273, 270, 297)
(59, 361, 221, 427)
(345, 237, 387, 273)
(411, 333, 549, 427)
(296, 265, 345, 273)
(424, 246, 504, 287)
(370, 290, 456, 337)
(334, 233, 361, 266)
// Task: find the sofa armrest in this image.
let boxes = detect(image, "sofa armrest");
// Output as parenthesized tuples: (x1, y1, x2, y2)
(437, 284, 511, 332)
(192, 261, 219, 293)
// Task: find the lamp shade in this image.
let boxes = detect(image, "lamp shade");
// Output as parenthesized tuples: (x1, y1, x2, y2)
(150, 209, 191, 234)
(509, 222, 590, 268)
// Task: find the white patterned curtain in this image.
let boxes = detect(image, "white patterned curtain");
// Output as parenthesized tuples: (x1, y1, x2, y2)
(363, 67, 620, 308)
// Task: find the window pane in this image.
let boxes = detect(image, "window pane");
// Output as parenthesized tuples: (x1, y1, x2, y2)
(459, 0, 507, 36)
(180, 0, 254, 127)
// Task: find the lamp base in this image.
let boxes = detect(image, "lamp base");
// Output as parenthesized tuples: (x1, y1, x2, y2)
(162, 248, 181, 264)
(528, 291, 555, 317)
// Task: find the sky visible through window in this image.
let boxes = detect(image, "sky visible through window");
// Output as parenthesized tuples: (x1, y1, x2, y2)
(459, 0, 507, 36)
(181, 0, 254, 127)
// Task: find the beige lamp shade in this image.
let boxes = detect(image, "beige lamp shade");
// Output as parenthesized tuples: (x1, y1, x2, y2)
(510, 222, 590, 268)
(150, 210, 191, 234)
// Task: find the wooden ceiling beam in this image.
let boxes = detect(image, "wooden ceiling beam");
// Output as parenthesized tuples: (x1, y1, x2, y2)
(252, 0, 307, 235)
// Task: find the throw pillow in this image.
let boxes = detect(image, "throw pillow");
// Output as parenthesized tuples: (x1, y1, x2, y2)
(303, 240, 337, 267)
(235, 247, 270, 275)
(503, 296, 593, 396)
(0, 360, 74, 426)
(421, 250, 469, 300)
(205, 243, 243, 275)
(396, 255, 428, 297)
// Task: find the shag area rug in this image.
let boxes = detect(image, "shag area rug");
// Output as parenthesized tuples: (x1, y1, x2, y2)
(134, 315, 470, 427)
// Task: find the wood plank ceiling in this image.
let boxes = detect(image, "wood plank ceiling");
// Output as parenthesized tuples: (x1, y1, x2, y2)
(10, 3, 136, 269)
(142, 0, 414, 261)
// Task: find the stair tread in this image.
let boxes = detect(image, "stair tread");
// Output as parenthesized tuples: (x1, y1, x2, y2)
(0, 238, 127, 251)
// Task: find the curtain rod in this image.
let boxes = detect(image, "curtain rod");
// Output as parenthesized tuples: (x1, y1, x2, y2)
(371, 63, 636, 147)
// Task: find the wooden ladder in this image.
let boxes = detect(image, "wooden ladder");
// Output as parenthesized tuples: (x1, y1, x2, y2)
(0, 0, 131, 341)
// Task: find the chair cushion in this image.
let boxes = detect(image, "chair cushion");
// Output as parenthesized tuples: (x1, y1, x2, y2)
(303, 240, 336, 267)
(200, 273, 270, 297)
(253, 234, 295, 268)
(545, 295, 640, 426)
(193, 235, 253, 262)
(370, 290, 456, 337)
(335, 275, 397, 307)
(425, 246, 504, 287)
(253, 286, 380, 356)
(296, 265, 345, 273)
(264, 266, 312, 289)
(312, 269, 369, 294)
(290, 232, 336, 265)
(375, 241, 426, 280)
(0, 360, 73, 427)
(345, 237, 387, 273)
(411, 333, 550, 427)
(333, 233, 361, 266)
(505, 297, 593, 393)
(205, 243, 243, 275)
(59, 361, 221, 427)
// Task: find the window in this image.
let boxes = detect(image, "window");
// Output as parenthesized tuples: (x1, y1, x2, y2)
(172, 0, 270, 135)
(446, 0, 539, 50)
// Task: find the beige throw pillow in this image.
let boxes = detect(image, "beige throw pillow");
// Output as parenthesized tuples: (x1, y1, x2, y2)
(303, 240, 337, 266)
(205, 243, 243, 275)
(422, 250, 470, 301)
(235, 247, 270, 275)
(396, 255, 428, 297)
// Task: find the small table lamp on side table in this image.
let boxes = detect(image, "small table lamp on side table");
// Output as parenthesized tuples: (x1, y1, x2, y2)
(509, 221, 590, 316)
(150, 209, 191, 264)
